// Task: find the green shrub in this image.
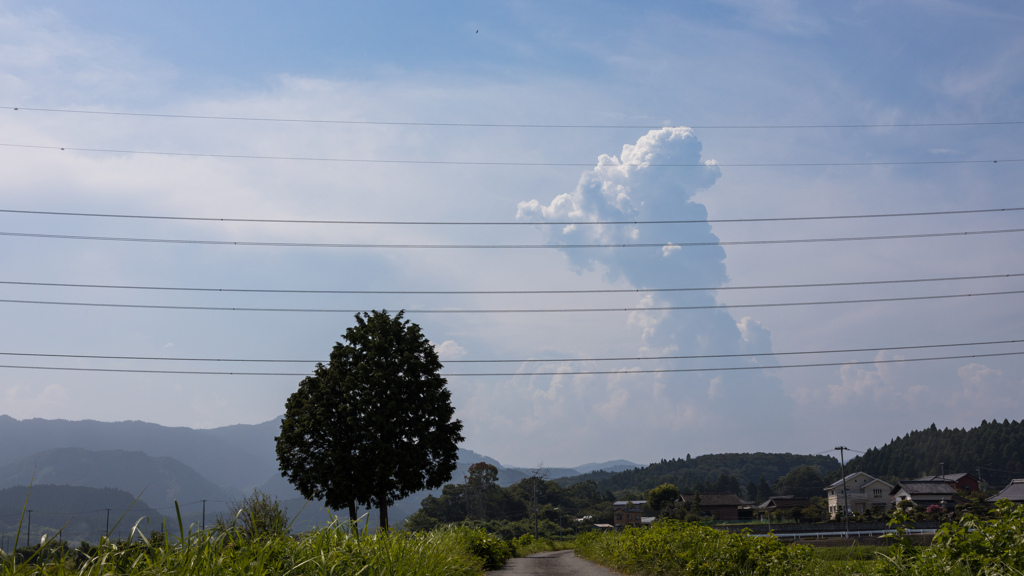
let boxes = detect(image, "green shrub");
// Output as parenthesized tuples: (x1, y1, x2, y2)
(908, 500, 1024, 575)
(448, 526, 513, 570)
(214, 488, 289, 539)
(576, 520, 818, 576)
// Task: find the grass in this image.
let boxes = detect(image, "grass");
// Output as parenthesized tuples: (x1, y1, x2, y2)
(0, 518, 505, 576)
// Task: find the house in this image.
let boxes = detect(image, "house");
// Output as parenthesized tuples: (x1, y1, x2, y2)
(890, 480, 963, 510)
(825, 472, 893, 518)
(986, 479, 1024, 505)
(612, 500, 646, 528)
(913, 472, 980, 493)
(757, 495, 812, 514)
(678, 493, 745, 520)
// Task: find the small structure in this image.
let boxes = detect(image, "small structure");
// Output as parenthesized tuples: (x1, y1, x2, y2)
(986, 479, 1024, 505)
(825, 472, 893, 518)
(612, 500, 646, 529)
(890, 480, 963, 510)
(757, 495, 812, 515)
(678, 493, 745, 520)
(913, 473, 980, 493)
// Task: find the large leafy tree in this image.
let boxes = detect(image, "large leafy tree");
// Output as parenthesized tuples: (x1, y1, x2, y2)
(276, 310, 464, 529)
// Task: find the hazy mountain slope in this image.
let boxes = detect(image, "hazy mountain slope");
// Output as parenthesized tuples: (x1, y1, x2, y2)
(0, 415, 272, 489)
(573, 460, 638, 474)
(0, 448, 235, 510)
(0, 485, 163, 545)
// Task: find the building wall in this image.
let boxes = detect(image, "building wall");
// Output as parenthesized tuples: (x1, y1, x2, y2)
(827, 475, 892, 518)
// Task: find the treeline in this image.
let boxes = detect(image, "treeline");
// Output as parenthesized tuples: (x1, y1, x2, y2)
(405, 463, 613, 539)
(842, 419, 1024, 487)
(560, 452, 839, 500)
(0, 485, 163, 547)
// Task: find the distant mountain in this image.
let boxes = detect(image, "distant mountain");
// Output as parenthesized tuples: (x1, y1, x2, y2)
(0, 414, 640, 528)
(0, 415, 275, 490)
(505, 466, 580, 480)
(573, 460, 639, 475)
(0, 448, 236, 510)
(0, 485, 163, 545)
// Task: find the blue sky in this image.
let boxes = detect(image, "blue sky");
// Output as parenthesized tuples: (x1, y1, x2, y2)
(1, 0, 1023, 468)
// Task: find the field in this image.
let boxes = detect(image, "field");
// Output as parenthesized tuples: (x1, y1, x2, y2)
(4, 503, 1024, 575)
(574, 502, 1024, 576)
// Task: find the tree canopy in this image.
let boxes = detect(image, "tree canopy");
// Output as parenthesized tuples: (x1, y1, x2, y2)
(838, 419, 1024, 488)
(276, 310, 464, 529)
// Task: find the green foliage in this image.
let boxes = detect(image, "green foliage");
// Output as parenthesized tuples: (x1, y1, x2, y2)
(648, 483, 681, 514)
(214, 489, 289, 539)
(276, 310, 464, 529)
(409, 474, 610, 538)
(839, 419, 1024, 487)
(876, 504, 918, 575)
(0, 521, 496, 576)
(575, 520, 819, 576)
(911, 500, 1024, 574)
(566, 452, 839, 498)
(449, 526, 513, 570)
(773, 466, 826, 498)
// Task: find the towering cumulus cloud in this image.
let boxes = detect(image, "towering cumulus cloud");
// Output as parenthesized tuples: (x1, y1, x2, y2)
(509, 127, 790, 458)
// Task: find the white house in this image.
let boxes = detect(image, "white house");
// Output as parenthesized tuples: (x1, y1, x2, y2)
(825, 472, 893, 519)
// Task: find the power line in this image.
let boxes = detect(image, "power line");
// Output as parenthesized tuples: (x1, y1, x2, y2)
(0, 143, 1020, 167)
(2, 227, 1023, 249)
(8, 106, 1024, 129)
(2, 206, 1021, 226)
(0, 350, 1021, 376)
(0, 338, 1019, 364)
(0, 289, 1021, 313)
(1, 272, 1020, 295)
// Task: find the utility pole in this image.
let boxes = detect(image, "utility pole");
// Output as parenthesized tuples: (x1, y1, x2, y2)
(835, 446, 850, 538)
(532, 478, 538, 539)
(105, 509, 111, 536)
(202, 500, 207, 531)
(26, 510, 32, 547)
(939, 462, 945, 478)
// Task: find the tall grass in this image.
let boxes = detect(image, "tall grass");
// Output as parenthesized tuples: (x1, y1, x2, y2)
(0, 518, 498, 576)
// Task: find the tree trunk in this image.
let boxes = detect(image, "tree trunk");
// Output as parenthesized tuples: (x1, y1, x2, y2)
(348, 503, 357, 524)
(379, 501, 389, 531)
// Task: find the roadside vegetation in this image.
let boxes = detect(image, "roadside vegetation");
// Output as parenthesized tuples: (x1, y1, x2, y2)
(575, 500, 1024, 576)
(1, 517, 521, 576)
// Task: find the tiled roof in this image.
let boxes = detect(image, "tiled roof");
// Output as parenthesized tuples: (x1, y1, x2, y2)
(758, 496, 812, 509)
(987, 479, 1024, 503)
(612, 500, 646, 506)
(913, 473, 973, 483)
(894, 481, 958, 496)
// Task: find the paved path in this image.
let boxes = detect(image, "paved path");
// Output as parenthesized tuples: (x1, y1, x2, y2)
(487, 550, 624, 576)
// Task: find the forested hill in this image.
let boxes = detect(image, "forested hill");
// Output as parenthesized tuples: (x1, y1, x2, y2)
(0, 485, 163, 545)
(559, 452, 840, 494)
(843, 419, 1024, 487)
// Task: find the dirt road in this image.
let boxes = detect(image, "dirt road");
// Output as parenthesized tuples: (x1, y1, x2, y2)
(487, 550, 624, 575)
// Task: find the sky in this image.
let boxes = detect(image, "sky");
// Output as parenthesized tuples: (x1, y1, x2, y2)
(1, 0, 1023, 469)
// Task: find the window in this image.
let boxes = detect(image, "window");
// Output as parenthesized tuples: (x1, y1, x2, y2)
(873, 489, 882, 497)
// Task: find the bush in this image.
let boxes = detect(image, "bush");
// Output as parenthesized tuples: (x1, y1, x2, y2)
(912, 500, 1024, 574)
(576, 520, 818, 576)
(215, 489, 289, 539)
(449, 526, 513, 570)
